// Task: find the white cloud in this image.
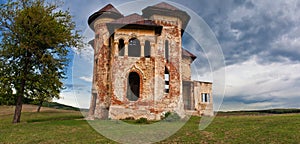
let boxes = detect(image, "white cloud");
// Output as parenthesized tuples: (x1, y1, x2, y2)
(56, 89, 91, 109)
(54, 91, 79, 108)
(221, 56, 300, 110)
(79, 76, 92, 82)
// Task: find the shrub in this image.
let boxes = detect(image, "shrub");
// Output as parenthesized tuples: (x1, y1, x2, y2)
(135, 117, 149, 124)
(163, 112, 181, 122)
(123, 117, 135, 120)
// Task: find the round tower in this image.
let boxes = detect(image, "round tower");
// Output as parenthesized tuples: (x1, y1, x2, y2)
(88, 4, 123, 119)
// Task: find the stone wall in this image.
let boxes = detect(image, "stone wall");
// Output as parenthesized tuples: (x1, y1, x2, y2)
(91, 18, 115, 119)
(106, 14, 187, 120)
(153, 15, 185, 117)
(181, 56, 192, 81)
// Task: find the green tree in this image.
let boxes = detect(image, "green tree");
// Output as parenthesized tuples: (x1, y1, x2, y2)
(0, 0, 82, 123)
(30, 67, 62, 112)
(0, 51, 15, 105)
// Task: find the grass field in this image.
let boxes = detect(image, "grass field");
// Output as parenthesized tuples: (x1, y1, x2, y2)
(0, 105, 299, 143)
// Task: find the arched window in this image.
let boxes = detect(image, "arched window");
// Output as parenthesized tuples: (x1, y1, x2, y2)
(164, 67, 170, 93)
(144, 40, 151, 58)
(118, 39, 125, 56)
(128, 38, 141, 57)
(165, 40, 169, 61)
(127, 72, 140, 101)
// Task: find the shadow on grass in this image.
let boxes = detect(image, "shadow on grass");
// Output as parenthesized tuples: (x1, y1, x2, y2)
(26, 115, 84, 123)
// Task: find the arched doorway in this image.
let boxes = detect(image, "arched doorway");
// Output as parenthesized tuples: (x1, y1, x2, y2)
(127, 72, 140, 101)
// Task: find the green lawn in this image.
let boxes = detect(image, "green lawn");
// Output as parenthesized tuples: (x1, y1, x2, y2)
(0, 105, 299, 143)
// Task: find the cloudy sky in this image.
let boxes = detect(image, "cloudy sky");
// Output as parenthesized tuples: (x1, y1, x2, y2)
(50, 0, 300, 111)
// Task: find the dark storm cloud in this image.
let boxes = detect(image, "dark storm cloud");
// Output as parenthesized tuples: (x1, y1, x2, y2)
(223, 96, 274, 105)
(60, 0, 300, 67)
(174, 0, 300, 65)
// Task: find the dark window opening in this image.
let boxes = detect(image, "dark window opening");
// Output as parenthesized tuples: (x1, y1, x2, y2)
(118, 39, 125, 56)
(144, 40, 151, 58)
(164, 67, 169, 93)
(165, 40, 169, 61)
(128, 38, 141, 57)
(201, 93, 210, 103)
(127, 72, 140, 101)
(109, 37, 112, 48)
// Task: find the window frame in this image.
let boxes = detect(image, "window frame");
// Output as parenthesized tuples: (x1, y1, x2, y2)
(201, 93, 210, 103)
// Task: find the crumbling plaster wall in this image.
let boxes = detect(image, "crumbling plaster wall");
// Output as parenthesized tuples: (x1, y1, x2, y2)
(194, 82, 213, 116)
(181, 57, 192, 81)
(151, 15, 185, 118)
(91, 18, 116, 119)
(108, 15, 187, 120)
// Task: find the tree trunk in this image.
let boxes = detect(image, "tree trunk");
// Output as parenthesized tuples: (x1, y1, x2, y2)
(37, 100, 43, 112)
(13, 52, 29, 124)
(13, 95, 23, 123)
(13, 79, 25, 124)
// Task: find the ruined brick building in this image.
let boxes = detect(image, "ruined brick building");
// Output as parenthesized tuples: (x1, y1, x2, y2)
(87, 2, 213, 120)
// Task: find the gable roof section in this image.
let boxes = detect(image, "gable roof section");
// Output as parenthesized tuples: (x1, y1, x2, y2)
(182, 48, 196, 61)
(109, 13, 161, 26)
(110, 13, 147, 25)
(107, 13, 162, 35)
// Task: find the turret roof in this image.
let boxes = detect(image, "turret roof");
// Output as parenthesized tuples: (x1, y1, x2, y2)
(142, 2, 190, 32)
(96, 4, 122, 15)
(152, 2, 180, 11)
(88, 4, 123, 30)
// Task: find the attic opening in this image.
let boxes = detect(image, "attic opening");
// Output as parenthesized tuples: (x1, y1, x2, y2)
(127, 72, 140, 101)
(128, 38, 141, 57)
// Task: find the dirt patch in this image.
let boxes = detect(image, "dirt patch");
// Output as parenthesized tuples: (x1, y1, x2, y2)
(0, 104, 78, 116)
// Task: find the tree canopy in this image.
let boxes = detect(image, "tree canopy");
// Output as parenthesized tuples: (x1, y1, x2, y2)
(0, 0, 82, 123)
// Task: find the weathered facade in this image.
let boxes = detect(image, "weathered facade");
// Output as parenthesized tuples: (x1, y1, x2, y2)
(88, 2, 213, 120)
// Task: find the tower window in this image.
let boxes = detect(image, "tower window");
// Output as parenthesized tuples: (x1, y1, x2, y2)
(165, 40, 169, 61)
(164, 67, 169, 93)
(144, 40, 151, 58)
(118, 39, 125, 56)
(128, 38, 141, 57)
